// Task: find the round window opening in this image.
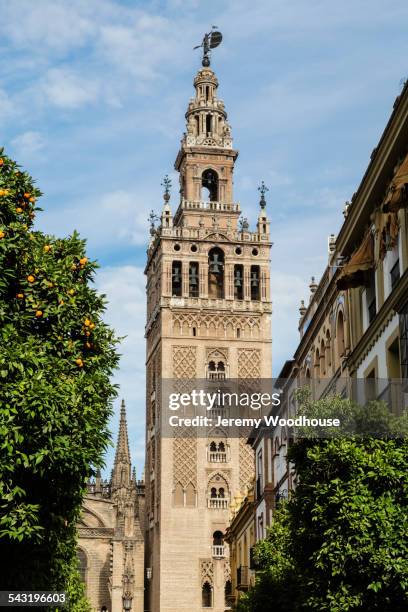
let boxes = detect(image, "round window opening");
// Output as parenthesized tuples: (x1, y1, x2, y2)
(174, 243, 181, 252)
(191, 244, 198, 253)
(252, 248, 259, 256)
(235, 247, 242, 255)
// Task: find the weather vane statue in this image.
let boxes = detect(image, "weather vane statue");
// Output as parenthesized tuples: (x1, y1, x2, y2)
(194, 27, 223, 67)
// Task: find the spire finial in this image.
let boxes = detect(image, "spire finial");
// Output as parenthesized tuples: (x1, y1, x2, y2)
(148, 210, 159, 236)
(258, 181, 269, 210)
(111, 398, 131, 490)
(161, 174, 172, 203)
(193, 27, 223, 67)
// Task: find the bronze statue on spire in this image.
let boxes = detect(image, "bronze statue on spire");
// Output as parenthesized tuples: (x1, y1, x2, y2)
(194, 27, 223, 67)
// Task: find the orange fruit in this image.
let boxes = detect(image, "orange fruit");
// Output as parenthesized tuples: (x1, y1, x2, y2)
(84, 318, 91, 327)
(16, 207, 23, 213)
(75, 358, 84, 367)
(85, 331, 91, 337)
(0, 159, 4, 166)
(85, 342, 92, 349)
(43, 245, 51, 252)
(79, 257, 88, 265)
(27, 275, 35, 283)
(89, 322, 95, 329)
(0, 231, 5, 239)
(35, 310, 43, 317)
(24, 192, 30, 198)
(16, 293, 24, 299)
(29, 196, 35, 203)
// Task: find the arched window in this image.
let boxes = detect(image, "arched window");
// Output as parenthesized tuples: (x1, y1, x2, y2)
(202, 169, 218, 201)
(320, 338, 326, 376)
(206, 114, 212, 134)
(208, 247, 224, 299)
(234, 264, 244, 300)
(336, 311, 345, 361)
(202, 582, 212, 607)
(250, 265, 260, 301)
(213, 530, 224, 546)
(189, 262, 199, 297)
(326, 329, 332, 369)
(210, 441, 217, 452)
(314, 348, 320, 375)
(208, 475, 229, 508)
(195, 115, 200, 135)
(77, 549, 87, 585)
(225, 580, 232, 605)
(207, 360, 226, 380)
(185, 482, 196, 507)
(174, 482, 184, 506)
(172, 261, 182, 297)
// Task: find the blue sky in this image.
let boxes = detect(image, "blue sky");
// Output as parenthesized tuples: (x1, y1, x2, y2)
(1, 0, 408, 476)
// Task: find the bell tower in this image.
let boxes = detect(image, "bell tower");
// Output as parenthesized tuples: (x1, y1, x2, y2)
(144, 42, 272, 612)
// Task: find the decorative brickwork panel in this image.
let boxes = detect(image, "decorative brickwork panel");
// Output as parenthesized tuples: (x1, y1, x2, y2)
(238, 348, 261, 379)
(224, 559, 231, 582)
(172, 345, 197, 379)
(200, 559, 214, 585)
(172, 346, 197, 489)
(173, 427, 197, 488)
(239, 435, 255, 492)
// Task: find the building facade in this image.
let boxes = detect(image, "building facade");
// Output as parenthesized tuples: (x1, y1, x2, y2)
(224, 485, 256, 608)
(77, 401, 145, 612)
(144, 58, 273, 612)
(251, 79, 408, 540)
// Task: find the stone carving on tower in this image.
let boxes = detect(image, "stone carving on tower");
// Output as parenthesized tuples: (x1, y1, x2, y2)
(144, 35, 272, 612)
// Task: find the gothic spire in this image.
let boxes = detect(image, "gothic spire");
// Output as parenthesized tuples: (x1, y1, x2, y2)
(111, 399, 131, 490)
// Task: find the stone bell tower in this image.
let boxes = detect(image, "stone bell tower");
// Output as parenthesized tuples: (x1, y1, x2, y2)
(144, 50, 272, 612)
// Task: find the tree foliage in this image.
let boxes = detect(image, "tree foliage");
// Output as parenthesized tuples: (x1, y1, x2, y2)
(0, 148, 120, 597)
(238, 397, 408, 612)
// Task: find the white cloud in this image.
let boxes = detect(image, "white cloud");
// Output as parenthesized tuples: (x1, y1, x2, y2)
(41, 68, 100, 109)
(11, 131, 45, 156)
(0, 0, 95, 54)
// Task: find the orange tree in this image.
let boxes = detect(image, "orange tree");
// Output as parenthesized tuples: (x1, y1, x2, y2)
(0, 148, 120, 592)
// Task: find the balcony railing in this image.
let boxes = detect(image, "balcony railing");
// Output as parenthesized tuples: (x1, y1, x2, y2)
(208, 498, 229, 509)
(237, 566, 249, 591)
(212, 545, 225, 558)
(181, 199, 240, 213)
(207, 371, 226, 381)
(207, 451, 227, 463)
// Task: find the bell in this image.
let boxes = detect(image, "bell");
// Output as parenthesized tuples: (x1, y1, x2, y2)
(172, 267, 181, 283)
(251, 272, 259, 287)
(209, 253, 223, 273)
(234, 270, 242, 287)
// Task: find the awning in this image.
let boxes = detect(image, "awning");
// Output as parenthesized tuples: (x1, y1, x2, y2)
(382, 153, 408, 213)
(336, 231, 374, 290)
